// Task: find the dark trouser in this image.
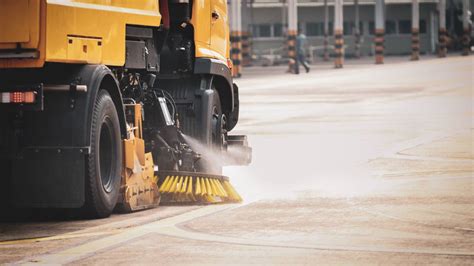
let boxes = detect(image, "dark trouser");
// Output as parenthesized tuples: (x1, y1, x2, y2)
(295, 53, 310, 74)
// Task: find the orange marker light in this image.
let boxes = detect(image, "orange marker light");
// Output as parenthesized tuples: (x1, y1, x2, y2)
(24, 91, 36, 103)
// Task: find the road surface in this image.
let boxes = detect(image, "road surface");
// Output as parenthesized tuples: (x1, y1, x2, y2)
(1, 55, 473, 265)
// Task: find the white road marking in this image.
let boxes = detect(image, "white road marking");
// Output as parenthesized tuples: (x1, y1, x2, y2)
(391, 153, 474, 163)
(160, 224, 474, 257)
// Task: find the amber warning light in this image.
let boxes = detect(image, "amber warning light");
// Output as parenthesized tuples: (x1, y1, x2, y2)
(0, 91, 37, 104)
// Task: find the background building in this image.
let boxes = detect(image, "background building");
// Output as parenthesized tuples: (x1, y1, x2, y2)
(236, 0, 473, 64)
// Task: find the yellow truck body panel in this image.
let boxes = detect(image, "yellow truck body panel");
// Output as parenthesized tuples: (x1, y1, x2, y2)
(45, 0, 161, 65)
(0, 0, 162, 68)
(0, 0, 230, 68)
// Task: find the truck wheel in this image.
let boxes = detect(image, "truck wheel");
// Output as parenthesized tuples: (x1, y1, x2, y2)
(85, 90, 122, 218)
(196, 87, 227, 175)
(161, 79, 227, 175)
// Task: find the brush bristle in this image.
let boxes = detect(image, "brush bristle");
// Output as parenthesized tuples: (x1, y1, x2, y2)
(158, 175, 242, 204)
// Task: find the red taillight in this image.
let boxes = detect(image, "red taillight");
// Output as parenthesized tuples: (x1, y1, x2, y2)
(11, 92, 24, 103)
(0, 91, 36, 104)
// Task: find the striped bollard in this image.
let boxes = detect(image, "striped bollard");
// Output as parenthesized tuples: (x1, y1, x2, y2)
(334, 30, 344, 68)
(230, 31, 242, 78)
(438, 28, 447, 57)
(411, 28, 420, 60)
(287, 30, 297, 73)
(375, 29, 384, 64)
(241, 32, 251, 67)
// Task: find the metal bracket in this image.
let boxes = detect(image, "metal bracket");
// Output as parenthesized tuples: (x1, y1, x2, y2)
(69, 83, 78, 109)
(42, 83, 87, 110)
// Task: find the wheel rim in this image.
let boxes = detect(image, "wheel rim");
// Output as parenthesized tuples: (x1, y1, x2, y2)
(220, 114, 228, 151)
(211, 107, 227, 152)
(99, 118, 114, 193)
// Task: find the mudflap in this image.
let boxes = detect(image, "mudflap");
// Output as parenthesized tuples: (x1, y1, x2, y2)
(0, 157, 11, 211)
(10, 147, 86, 208)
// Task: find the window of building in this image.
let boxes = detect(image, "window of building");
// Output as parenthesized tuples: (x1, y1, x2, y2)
(252, 24, 291, 38)
(420, 20, 427, 34)
(274, 23, 284, 37)
(385, 20, 396, 34)
(328, 22, 334, 36)
(398, 20, 411, 34)
(258, 24, 272, 37)
(343, 21, 354, 35)
(358, 22, 364, 35)
(369, 21, 375, 35)
(251, 25, 258, 37)
(306, 22, 324, 36)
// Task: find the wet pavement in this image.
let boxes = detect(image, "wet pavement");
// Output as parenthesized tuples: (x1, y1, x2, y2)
(1, 55, 473, 265)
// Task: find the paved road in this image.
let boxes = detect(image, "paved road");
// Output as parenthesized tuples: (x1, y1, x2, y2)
(1, 56, 472, 265)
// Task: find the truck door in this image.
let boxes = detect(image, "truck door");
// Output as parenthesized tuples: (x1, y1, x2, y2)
(210, 0, 229, 61)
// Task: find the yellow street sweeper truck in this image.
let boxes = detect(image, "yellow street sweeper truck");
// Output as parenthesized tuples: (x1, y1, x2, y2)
(0, 0, 251, 218)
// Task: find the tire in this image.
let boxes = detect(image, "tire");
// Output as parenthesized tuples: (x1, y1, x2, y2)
(162, 79, 227, 175)
(195, 87, 227, 175)
(85, 90, 122, 218)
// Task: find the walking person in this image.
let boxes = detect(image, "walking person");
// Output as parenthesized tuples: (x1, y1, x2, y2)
(295, 30, 311, 74)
